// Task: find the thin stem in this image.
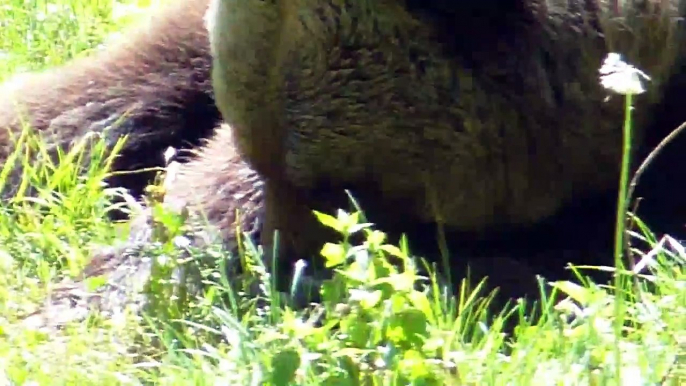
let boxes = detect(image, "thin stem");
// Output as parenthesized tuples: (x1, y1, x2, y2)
(626, 119, 686, 206)
(613, 92, 633, 383)
(614, 94, 632, 270)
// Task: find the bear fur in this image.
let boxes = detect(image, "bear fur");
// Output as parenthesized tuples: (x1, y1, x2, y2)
(0, 0, 219, 199)
(206, 0, 686, 283)
(3, 0, 686, 304)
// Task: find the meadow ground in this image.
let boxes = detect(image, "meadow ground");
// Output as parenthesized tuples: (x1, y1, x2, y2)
(0, 1, 683, 385)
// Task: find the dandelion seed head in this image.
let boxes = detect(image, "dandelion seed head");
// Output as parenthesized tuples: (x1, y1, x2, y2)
(599, 53, 651, 96)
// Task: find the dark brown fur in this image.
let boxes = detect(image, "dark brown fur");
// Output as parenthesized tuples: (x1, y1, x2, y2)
(163, 125, 265, 247)
(5, 0, 686, 308)
(206, 0, 686, 286)
(0, 0, 219, 198)
(160, 122, 550, 301)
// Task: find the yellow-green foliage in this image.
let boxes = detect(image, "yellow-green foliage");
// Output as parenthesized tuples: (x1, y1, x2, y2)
(0, 1, 682, 385)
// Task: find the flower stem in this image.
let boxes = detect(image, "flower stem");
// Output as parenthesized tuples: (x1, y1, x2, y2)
(613, 92, 633, 382)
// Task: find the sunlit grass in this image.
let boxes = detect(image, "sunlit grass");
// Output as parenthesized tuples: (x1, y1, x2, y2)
(0, 1, 682, 385)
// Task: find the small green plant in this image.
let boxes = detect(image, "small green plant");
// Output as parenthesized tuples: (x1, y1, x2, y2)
(0, 121, 129, 279)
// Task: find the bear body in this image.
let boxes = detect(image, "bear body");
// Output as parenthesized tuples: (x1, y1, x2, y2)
(207, 0, 686, 273)
(2, 0, 686, 300)
(0, 0, 218, 198)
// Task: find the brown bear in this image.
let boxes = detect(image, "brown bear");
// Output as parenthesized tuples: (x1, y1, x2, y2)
(3, 0, 686, 308)
(205, 0, 686, 286)
(0, 0, 219, 199)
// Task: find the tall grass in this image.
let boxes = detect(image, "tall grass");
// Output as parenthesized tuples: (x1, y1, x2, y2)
(0, 1, 682, 385)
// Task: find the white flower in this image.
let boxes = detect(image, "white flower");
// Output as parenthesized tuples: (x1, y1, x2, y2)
(173, 235, 192, 249)
(599, 53, 651, 95)
(164, 146, 177, 164)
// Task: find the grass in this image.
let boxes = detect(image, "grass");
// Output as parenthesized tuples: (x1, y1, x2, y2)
(0, 1, 684, 385)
